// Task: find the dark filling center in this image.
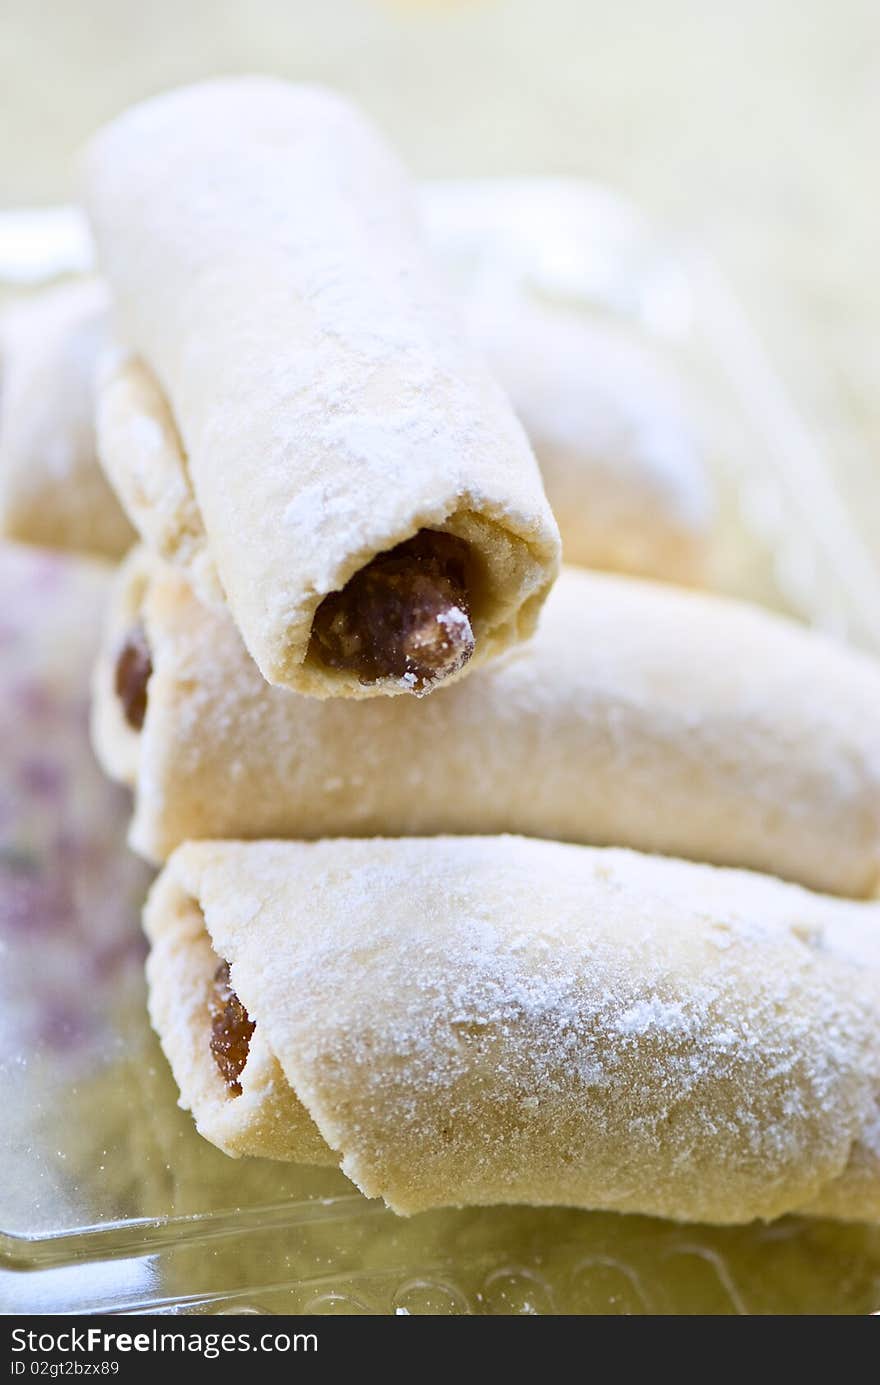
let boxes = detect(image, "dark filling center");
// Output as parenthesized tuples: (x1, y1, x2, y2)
(309, 529, 475, 693)
(209, 960, 255, 1097)
(115, 625, 152, 731)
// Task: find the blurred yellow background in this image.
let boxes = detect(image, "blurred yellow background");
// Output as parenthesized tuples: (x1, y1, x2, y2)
(2, 0, 878, 535)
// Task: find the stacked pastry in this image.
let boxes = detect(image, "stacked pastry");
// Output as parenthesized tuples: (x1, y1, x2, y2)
(12, 77, 880, 1225)
(1, 194, 712, 586)
(92, 548, 880, 1221)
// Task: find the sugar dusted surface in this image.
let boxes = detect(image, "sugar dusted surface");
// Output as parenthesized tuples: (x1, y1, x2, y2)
(84, 79, 559, 693)
(155, 836, 880, 1222)
(126, 561, 880, 899)
(463, 293, 712, 581)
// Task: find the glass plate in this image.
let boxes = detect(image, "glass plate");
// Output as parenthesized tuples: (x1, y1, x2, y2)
(2, 181, 879, 1315)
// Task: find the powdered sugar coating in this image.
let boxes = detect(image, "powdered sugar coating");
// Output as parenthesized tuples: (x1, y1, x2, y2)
(466, 295, 712, 581)
(146, 836, 880, 1221)
(83, 79, 560, 696)
(101, 555, 880, 898)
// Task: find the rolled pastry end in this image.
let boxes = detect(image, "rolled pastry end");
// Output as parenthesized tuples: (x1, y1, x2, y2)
(84, 81, 561, 699)
(90, 547, 157, 789)
(146, 838, 880, 1221)
(114, 623, 153, 731)
(209, 959, 255, 1097)
(309, 529, 475, 694)
(144, 869, 334, 1165)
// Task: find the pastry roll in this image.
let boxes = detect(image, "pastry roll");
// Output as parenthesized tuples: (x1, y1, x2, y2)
(96, 551, 880, 898)
(466, 296, 712, 583)
(144, 837, 880, 1223)
(83, 78, 560, 697)
(0, 279, 710, 586)
(0, 281, 134, 558)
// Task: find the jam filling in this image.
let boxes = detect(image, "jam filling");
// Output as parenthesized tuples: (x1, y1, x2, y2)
(114, 625, 153, 731)
(209, 960, 255, 1097)
(309, 529, 475, 693)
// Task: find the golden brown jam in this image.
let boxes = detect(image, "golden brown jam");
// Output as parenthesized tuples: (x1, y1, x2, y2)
(310, 529, 475, 693)
(209, 960, 255, 1097)
(114, 625, 152, 731)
